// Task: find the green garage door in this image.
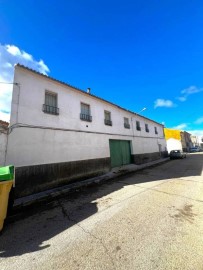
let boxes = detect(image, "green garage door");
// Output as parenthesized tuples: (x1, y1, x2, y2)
(109, 140, 131, 168)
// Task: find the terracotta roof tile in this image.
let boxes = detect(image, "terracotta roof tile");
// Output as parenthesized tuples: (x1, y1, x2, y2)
(0, 120, 9, 127)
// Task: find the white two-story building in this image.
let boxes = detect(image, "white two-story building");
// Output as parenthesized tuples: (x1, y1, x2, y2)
(6, 64, 167, 198)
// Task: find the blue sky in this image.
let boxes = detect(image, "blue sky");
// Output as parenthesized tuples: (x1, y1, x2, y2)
(0, 0, 203, 135)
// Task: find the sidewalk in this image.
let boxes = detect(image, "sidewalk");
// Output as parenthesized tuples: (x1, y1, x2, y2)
(12, 157, 169, 212)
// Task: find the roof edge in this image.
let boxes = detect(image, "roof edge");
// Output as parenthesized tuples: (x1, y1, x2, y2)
(15, 64, 164, 127)
(0, 120, 9, 127)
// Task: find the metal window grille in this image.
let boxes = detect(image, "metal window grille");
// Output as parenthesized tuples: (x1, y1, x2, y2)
(145, 124, 149, 132)
(155, 127, 158, 134)
(43, 92, 59, 115)
(124, 118, 130, 129)
(80, 103, 92, 122)
(80, 113, 92, 122)
(104, 111, 112, 126)
(104, 119, 112, 126)
(136, 121, 141, 131)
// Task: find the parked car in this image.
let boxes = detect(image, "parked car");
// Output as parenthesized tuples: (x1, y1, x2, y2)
(189, 147, 199, 153)
(170, 150, 187, 159)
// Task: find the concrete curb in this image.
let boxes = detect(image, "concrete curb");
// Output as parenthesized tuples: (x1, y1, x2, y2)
(12, 157, 169, 213)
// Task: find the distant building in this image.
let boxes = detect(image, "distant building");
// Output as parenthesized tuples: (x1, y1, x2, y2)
(180, 131, 192, 152)
(200, 137, 203, 148)
(191, 135, 198, 147)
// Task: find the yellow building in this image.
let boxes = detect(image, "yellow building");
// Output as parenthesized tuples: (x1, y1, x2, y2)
(164, 128, 182, 153)
(164, 128, 192, 153)
(164, 128, 181, 141)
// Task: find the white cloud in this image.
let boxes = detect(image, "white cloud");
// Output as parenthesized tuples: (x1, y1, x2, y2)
(171, 123, 188, 130)
(0, 44, 50, 122)
(195, 117, 203, 125)
(181, 85, 202, 95)
(177, 96, 186, 102)
(37, 59, 49, 74)
(177, 86, 203, 102)
(0, 111, 10, 123)
(186, 130, 203, 137)
(6, 45, 21, 56)
(154, 99, 175, 108)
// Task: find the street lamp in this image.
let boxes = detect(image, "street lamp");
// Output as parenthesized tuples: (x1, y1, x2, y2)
(137, 107, 147, 114)
(131, 107, 147, 137)
(0, 82, 19, 85)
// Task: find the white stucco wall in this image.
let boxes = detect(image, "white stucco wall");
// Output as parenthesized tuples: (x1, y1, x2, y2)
(166, 138, 182, 153)
(6, 65, 166, 167)
(6, 128, 165, 167)
(0, 130, 7, 166)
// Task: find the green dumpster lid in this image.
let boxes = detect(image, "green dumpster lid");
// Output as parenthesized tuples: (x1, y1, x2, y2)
(0, 165, 14, 181)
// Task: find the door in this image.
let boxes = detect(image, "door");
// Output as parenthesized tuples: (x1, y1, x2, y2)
(121, 140, 131, 165)
(109, 140, 131, 168)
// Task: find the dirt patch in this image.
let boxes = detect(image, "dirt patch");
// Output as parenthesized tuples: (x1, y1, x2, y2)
(170, 204, 197, 224)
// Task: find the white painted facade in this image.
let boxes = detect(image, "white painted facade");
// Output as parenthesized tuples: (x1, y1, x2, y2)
(166, 138, 182, 153)
(0, 127, 7, 166)
(6, 65, 166, 167)
(195, 136, 203, 147)
(191, 135, 198, 147)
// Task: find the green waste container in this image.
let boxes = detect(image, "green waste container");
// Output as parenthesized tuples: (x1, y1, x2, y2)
(0, 165, 15, 232)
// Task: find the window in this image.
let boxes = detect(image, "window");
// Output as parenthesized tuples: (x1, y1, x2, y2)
(80, 103, 92, 122)
(145, 123, 149, 132)
(124, 117, 130, 129)
(104, 111, 112, 126)
(154, 127, 158, 134)
(43, 91, 59, 115)
(136, 121, 141, 131)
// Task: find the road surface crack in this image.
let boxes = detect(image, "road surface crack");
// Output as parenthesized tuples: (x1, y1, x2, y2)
(57, 199, 116, 269)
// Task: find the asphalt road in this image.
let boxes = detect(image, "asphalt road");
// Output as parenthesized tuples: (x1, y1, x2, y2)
(1, 153, 203, 270)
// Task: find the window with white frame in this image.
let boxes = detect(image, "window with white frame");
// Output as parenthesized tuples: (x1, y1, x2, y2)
(154, 127, 158, 134)
(43, 91, 59, 115)
(104, 111, 112, 126)
(80, 103, 92, 122)
(136, 121, 141, 131)
(145, 123, 149, 132)
(124, 117, 130, 129)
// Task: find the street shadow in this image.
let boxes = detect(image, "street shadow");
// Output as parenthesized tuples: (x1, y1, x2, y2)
(0, 153, 202, 258)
